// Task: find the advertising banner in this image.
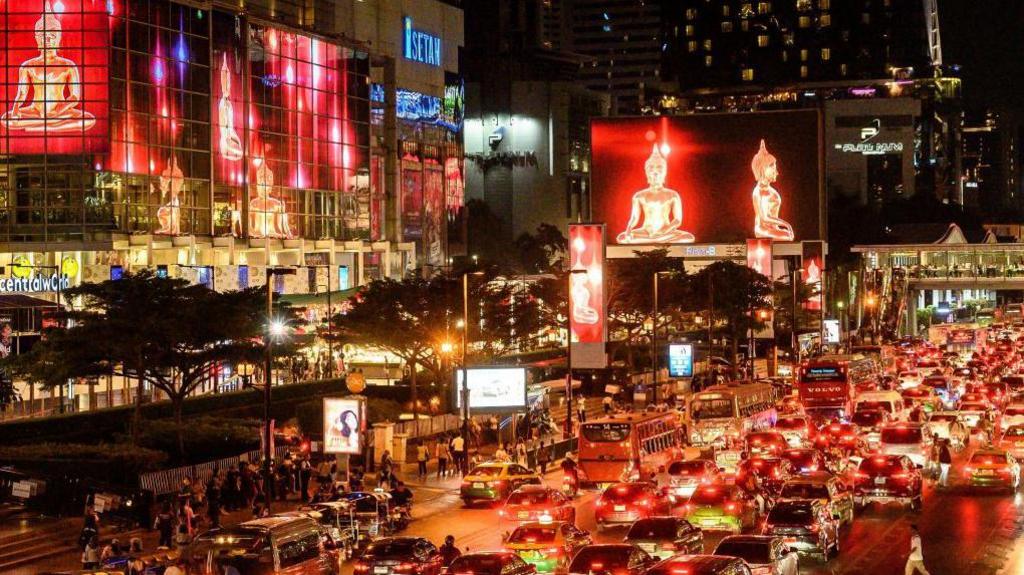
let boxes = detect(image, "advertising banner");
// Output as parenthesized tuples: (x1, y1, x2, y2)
(802, 240, 824, 311)
(668, 343, 694, 378)
(591, 111, 822, 245)
(568, 224, 607, 369)
(454, 367, 528, 413)
(323, 397, 365, 455)
(824, 319, 840, 344)
(746, 238, 773, 279)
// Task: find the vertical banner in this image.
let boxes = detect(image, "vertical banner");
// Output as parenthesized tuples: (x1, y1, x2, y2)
(802, 240, 824, 311)
(746, 238, 773, 278)
(323, 397, 365, 455)
(568, 224, 607, 369)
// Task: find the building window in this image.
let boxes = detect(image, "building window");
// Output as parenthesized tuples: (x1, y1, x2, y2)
(686, 25, 695, 36)
(721, 21, 733, 32)
(862, 12, 871, 24)
(797, 0, 812, 11)
(705, 55, 713, 67)
(781, 49, 789, 62)
(800, 49, 809, 62)
(703, 39, 713, 50)
(758, 2, 772, 14)
(819, 0, 830, 8)
(686, 8, 697, 20)
(742, 68, 755, 81)
(800, 65, 808, 78)
(688, 40, 698, 53)
(840, 63, 848, 76)
(757, 34, 769, 47)
(741, 20, 750, 31)
(820, 13, 831, 26)
(799, 16, 811, 28)
(722, 5, 731, 16)
(821, 47, 831, 61)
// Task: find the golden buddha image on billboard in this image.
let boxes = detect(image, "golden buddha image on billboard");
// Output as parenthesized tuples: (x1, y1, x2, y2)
(616, 141, 695, 245)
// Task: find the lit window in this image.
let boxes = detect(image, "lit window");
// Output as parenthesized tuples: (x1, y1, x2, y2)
(799, 16, 811, 28)
(721, 21, 733, 32)
(758, 2, 772, 14)
(686, 25, 695, 36)
(840, 63, 848, 76)
(819, 0, 830, 8)
(741, 3, 753, 15)
(722, 5, 731, 16)
(741, 20, 750, 31)
(758, 34, 769, 47)
(800, 65, 808, 78)
(703, 39, 713, 50)
(862, 12, 871, 24)
(688, 40, 698, 53)
(742, 68, 754, 81)
(800, 49, 808, 62)
(686, 8, 697, 20)
(797, 0, 812, 10)
(705, 55, 713, 67)
(820, 13, 831, 26)
(781, 49, 789, 62)
(821, 47, 831, 61)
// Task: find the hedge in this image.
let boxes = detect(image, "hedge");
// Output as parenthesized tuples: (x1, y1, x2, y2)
(0, 378, 413, 446)
(0, 442, 167, 484)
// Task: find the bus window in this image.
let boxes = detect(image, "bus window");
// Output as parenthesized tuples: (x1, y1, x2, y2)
(691, 398, 734, 420)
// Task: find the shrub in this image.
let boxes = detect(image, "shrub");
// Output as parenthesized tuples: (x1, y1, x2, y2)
(0, 442, 167, 484)
(129, 417, 261, 464)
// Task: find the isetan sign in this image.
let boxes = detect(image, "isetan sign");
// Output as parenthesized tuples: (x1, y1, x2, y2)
(403, 17, 441, 67)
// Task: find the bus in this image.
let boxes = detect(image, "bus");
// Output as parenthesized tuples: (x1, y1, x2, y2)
(798, 354, 880, 420)
(578, 411, 684, 485)
(686, 381, 777, 448)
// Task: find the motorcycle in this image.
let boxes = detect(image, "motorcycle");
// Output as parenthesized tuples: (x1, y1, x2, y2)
(389, 505, 412, 531)
(561, 471, 579, 498)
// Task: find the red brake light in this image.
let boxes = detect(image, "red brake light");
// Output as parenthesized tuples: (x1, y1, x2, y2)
(595, 499, 606, 508)
(724, 501, 739, 514)
(592, 563, 604, 570)
(661, 542, 676, 550)
(547, 548, 562, 555)
(354, 564, 370, 573)
(616, 486, 629, 494)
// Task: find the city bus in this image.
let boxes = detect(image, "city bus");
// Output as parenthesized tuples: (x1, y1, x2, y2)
(798, 354, 880, 420)
(686, 381, 777, 448)
(578, 411, 684, 485)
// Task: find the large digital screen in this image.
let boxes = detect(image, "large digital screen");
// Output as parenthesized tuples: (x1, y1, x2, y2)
(668, 343, 694, 378)
(591, 112, 822, 245)
(455, 367, 528, 413)
(0, 0, 109, 154)
(323, 397, 365, 455)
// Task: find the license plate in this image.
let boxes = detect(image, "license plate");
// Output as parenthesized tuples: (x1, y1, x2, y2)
(700, 519, 717, 526)
(875, 477, 886, 485)
(518, 511, 530, 519)
(374, 568, 388, 574)
(473, 482, 485, 489)
(614, 505, 626, 511)
(978, 469, 995, 476)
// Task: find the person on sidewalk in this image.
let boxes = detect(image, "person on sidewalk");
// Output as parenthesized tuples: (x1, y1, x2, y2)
(602, 395, 613, 415)
(81, 535, 100, 569)
(451, 434, 466, 475)
(515, 442, 528, 468)
(905, 524, 931, 575)
(154, 502, 177, 548)
(494, 443, 510, 462)
(537, 440, 551, 475)
(417, 441, 430, 479)
(938, 439, 953, 488)
(436, 439, 450, 478)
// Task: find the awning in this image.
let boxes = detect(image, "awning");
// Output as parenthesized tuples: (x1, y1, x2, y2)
(280, 288, 359, 307)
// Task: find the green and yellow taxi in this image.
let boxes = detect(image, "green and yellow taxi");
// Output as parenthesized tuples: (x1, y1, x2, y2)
(964, 448, 1021, 492)
(503, 520, 592, 573)
(681, 483, 759, 534)
(461, 461, 543, 506)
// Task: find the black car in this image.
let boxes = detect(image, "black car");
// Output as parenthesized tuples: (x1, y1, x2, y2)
(642, 555, 753, 575)
(353, 537, 444, 575)
(447, 552, 538, 575)
(761, 500, 839, 561)
(567, 544, 656, 575)
(622, 516, 703, 559)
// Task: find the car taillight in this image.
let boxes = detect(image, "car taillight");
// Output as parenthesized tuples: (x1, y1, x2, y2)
(683, 503, 694, 513)
(965, 466, 974, 476)
(808, 523, 820, 533)
(591, 563, 604, 570)
(488, 480, 506, 488)
(354, 563, 370, 573)
(772, 468, 781, 478)
(395, 563, 417, 572)
(547, 548, 562, 556)
(636, 499, 650, 507)
(595, 499, 606, 508)
(999, 467, 1013, 475)
(724, 502, 740, 514)
(498, 509, 505, 516)
(892, 472, 910, 480)
(661, 542, 676, 551)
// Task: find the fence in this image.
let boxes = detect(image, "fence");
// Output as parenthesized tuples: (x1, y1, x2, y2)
(139, 445, 291, 496)
(392, 413, 490, 439)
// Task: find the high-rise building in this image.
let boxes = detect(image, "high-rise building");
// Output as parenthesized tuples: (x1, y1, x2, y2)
(962, 110, 1022, 214)
(570, 0, 664, 115)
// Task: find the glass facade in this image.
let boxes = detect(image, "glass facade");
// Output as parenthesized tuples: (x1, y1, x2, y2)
(0, 0, 371, 244)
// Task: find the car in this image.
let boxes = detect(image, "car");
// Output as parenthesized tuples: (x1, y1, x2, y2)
(779, 448, 829, 476)
(566, 544, 656, 575)
(735, 458, 794, 495)
(776, 396, 804, 415)
(877, 423, 933, 468)
(461, 462, 543, 506)
(1000, 404, 1024, 432)
(924, 411, 968, 444)
(981, 381, 1011, 408)
(898, 370, 922, 389)
(964, 449, 1021, 492)
(998, 424, 1024, 457)
(958, 402, 992, 429)
(921, 375, 954, 403)
(850, 409, 890, 448)
(814, 423, 862, 452)
(774, 415, 816, 447)
(852, 454, 923, 510)
(643, 555, 754, 575)
(681, 483, 760, 534)
(503, 521, 591, 574)
(777, 474, 854, 526)
(594, 482, 673, 531)
(667, 459, 721, 501)
(959, 392, 992, 409)
(713, 535, 799, 575)
(761, 499, 839, 561)
(744, 431, 789, 457)
(900, 387, 940, 411)
(623, 516, 704, 559)
(500, 485, 575, 525)
(354, 537, 444, 575)
(447, 552, 538, 575)
(191, 516, 336, 575)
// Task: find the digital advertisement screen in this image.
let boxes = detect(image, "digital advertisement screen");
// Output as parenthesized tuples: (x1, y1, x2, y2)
(568, 224, 607, 369)
(323, 397, 364, 455)
(802, 240, 824, 311)
(668, 343, 694, 378)
(590, 111, 822, 245)
(455, 367, 528, 412)
(824, 319, 840, 344)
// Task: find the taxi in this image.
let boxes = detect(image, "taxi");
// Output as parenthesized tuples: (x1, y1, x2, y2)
(774, 415, 817, 447)
(500, 485, 575, 526)
(462, 462, 543, 506)
(503, 520, 591, 574)
(964, 449, 1021, 492)
(957, 402, 991, 429)
(744, 431, 789, 456)
(998, 424, 1024, 457)
(681, 483, 759, 534)
(735, 457, 794, 494)
(667, 459, 721, 501)
(594, 482, 673, 531)
(777, 473, 854, 526)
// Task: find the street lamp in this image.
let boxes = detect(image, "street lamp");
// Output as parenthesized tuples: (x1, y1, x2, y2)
(263, 266, 296, 512)
(836, 300, 846, 348)
(565, 268, 589, 436)
(651, 270, 674, 405)
(461, 270, 485, 473)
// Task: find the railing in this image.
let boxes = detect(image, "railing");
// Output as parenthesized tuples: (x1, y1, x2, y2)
(393, 413, 487, 439)
(138, 445, 291, 496)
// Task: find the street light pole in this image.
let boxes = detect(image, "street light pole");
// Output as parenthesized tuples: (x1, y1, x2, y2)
(566, 269, 588, 438)
(263, 266, 295, 512)
(461, 272, 471, 473)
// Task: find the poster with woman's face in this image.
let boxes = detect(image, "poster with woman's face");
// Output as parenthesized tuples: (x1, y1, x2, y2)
(323, 397, 363, 454)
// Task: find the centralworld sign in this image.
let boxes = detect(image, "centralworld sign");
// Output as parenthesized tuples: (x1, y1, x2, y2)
(0, 273, 71, 293)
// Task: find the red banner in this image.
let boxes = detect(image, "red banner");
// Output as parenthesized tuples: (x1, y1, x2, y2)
(568, 224, 607, 369)
(802, 240, 824, 311)
(746, 238, 773, 279)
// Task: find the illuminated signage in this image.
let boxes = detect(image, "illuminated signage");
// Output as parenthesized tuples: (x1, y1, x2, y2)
(824, 319, 840, 344)
(396, 89, 441, 122)
(668, 343, 694, 378)
(455, 367, 528, 412)
(568, 224, 607, 369)
(0, 272, 70, 293)
(403, 17, 441, 67)
(746, 238, 773, 277)
(835, 118, 904, 155)
(323, 397, 365, 455)
(802, 241, 824, 311)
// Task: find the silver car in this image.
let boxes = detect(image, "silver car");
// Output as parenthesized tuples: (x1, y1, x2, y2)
(878, 423, 933, 468)
(714, 534, 799, 575)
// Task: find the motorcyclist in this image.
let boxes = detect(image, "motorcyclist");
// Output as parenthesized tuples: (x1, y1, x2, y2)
(439, 535, 461, 566)
(390, 481, 413, 509)
(560, 453, 579, 495)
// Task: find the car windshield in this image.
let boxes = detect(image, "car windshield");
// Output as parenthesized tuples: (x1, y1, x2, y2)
(780, 483, 829, 499)
(582, 423, 632, 442)
(881, 427, 923, 444)
(782, 451, 816, 467)
(970, 453, 1008, 465)
(603, 484, 646, 502)
(626, 518, 678, 539)
(747, 434, 783, 445)
(690, 487, 731, 505)
(852, 411, 884, 426)
(568, 547, 632, 571)
(928, 415, 957, 423)
(691, 398, 735, 420)
(470, 466, 503, 477)
(367, 540, 419, 557)
(713, 541, 771, 564)
(856, 401, 892, 413)
(775, 418, 807, 430)
(508, 527, 556, 544)
(742, 459, 780, 475)
(506, 491, 553, 506)
(448, 555, 507, 575)
(668, 461, 708, 476)
(767, 503, 814, 524)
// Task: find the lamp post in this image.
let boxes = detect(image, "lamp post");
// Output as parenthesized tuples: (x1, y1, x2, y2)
(264, 266, 296, 512)
(651, 271, 672, 405)
(565, 268, 589, 437)
(461, 271, 484, 472)
(836, 300, 846, 349)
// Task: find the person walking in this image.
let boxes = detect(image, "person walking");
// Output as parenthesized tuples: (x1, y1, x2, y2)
(154, 502, 177, 548)
(938, 439, 953, 488)
(81, 535, 100, 569)
(207, 477, 223, 529)
(537, 440, 551, 475)
(602, 395, 613, 415)
(417, 442, 430, 479)
(435, 439, 449, 478)
(905, 524, 931, 575)
(450, 434, 466, 475)
(494, 443, 509, 462)
(515, 442, 528, 468)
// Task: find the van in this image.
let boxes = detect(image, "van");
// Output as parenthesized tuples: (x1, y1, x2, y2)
(189, 515, 336, 574)
(853, 390, 906, 421)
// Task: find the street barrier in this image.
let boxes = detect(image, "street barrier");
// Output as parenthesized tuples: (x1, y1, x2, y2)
(139, 445, 291, 496)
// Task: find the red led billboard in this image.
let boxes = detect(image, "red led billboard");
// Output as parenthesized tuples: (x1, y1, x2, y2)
(568, 224, 607, 369)
(591, 111, 822, 245)
(0, 0, 109, 154)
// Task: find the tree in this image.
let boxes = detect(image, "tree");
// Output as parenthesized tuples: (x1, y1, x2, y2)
(687, 261, 773, 368)
(8, 272, 269, 456)
(514, 223, 567, 274)
(773, 274, 821, 348)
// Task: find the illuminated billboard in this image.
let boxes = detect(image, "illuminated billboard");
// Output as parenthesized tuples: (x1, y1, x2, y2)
(802, 240, 824, 311)
(568, 224, 607, 369)
(746, 238, 773, 278)
(591, 112, 822, 245)
(455, 367, 528, 413)
(323, 397, 365, 455)
(0, 0, 109, 154)
(668, 343, 694, 378)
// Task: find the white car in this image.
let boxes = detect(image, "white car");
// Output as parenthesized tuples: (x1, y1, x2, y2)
(924, 411, 967, 442)
(878, 423, 933, 468)
(898, 371, 922, 390)
(714, 535, 799, 575)
(1001, 404, 1024, 433)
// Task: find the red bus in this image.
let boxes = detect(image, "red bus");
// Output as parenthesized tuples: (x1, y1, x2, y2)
(798, 354, 878, 419)
(578, 411, 684, 485)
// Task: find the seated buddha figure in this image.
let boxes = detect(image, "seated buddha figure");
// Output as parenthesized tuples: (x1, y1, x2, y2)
(154, 155, 184, 235)
(249, 157, 294, 239)
(616, 144, 695, 244)
(751, 139, 795, 241)
(570, 268, 599, 325)
(217, 54, 244, 161)
(1, 2, 96, 133)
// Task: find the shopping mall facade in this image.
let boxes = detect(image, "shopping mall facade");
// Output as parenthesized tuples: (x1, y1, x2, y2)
(0, 0, 464, 322)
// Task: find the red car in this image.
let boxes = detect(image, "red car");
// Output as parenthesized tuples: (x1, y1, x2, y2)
(594, 482, 672, 531)
(852, 455, 922, 510)
(774, 414, 817, 446)
(815, 422, 863, 451)
(744, 431, 789, 456)
(780, 448, 829, 475)
(735, 457, 794, 494)
(500, 485, 575, 525)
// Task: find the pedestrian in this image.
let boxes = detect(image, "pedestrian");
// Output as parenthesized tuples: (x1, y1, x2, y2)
(417, 441, 430, 479)
(79, 504, 100, 549)
(451, 434, 466, 475)
(537, 440, 551, 475)
(81, 535, 100, 569)
(298, 456, 312, 502)
(938, 438, 953, 488)
(100, 538, 122, 563)
(380, 449, 394, 473)
(515, 442, 528, 467)
(154, 502, 177, 548)
(602, 395, 613, 415)
(905, 524, 931, 575)
(207, 479, 223, 529)
(494, 443, 509, 462)
(179, 498, 195, 537)
(436, 438, 449, 478)
(317, 457, 333, 486)
(577, 403, 587, 424)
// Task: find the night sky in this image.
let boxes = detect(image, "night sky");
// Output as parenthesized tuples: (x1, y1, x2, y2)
(940, 0, 1024, 114)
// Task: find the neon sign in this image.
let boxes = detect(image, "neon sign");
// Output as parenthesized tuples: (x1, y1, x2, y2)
(396, 89, 441, 122)
(403, 17, 441, 67)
